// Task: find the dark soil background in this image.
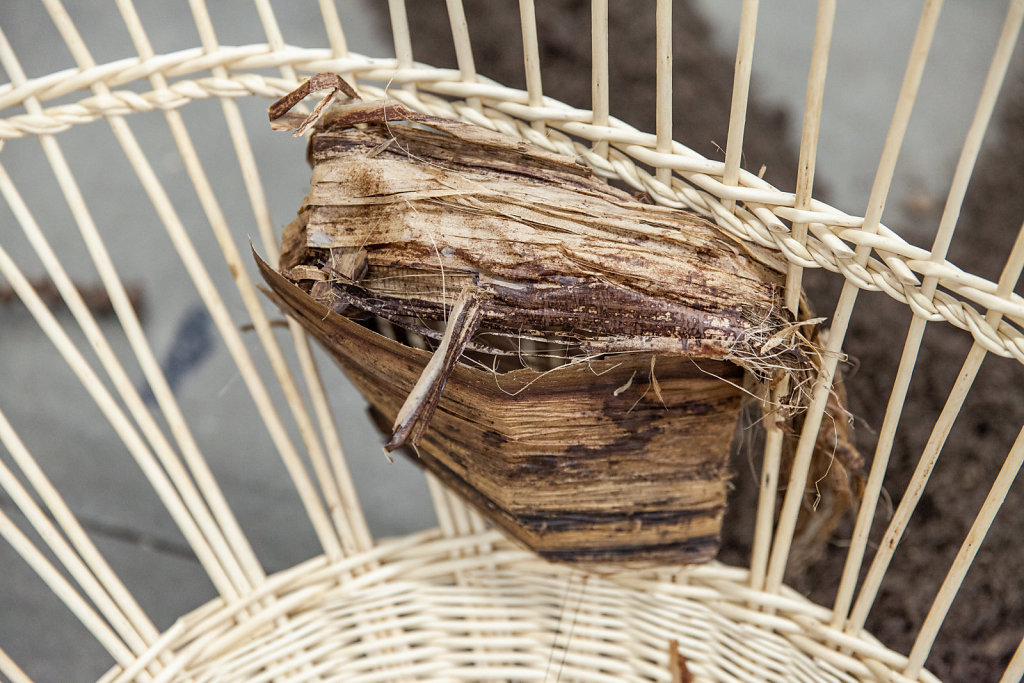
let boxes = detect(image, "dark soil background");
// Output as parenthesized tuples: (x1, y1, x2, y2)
(373, 2, 1024, 680)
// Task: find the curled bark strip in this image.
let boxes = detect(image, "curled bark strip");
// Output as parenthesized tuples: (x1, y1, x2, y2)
(389, 286, 484, 451)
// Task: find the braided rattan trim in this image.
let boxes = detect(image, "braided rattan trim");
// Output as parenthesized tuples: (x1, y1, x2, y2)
(3, 45, 1021, 364)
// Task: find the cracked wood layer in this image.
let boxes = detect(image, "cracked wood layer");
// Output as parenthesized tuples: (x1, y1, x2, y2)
(280, 110, 799, 368)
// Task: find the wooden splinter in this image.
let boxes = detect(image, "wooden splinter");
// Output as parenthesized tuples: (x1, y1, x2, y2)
(388, 287, 483, 451)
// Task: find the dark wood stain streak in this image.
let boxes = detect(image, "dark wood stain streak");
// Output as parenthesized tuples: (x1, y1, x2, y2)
(515, 507, 725, 533)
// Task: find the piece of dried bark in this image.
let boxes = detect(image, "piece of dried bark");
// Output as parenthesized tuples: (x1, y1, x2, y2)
(256, 74, 862, 569)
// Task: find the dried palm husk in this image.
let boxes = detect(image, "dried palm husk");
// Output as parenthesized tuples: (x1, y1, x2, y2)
(255, 75, 862, 570)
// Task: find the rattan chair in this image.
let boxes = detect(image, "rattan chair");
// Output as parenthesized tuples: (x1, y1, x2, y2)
(2, 1, 1023, 681)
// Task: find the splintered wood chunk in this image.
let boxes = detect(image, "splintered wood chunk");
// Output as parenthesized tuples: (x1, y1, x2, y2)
(256, 74, 862, 570)
(389, 286, 483, 451)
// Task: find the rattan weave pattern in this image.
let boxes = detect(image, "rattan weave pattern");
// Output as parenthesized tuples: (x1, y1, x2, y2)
(92, 531, 938, 683)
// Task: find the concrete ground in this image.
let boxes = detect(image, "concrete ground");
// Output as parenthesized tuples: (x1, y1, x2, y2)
(0, 1, 1014, 681)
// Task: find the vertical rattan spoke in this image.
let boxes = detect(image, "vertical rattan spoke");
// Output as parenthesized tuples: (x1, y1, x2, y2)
(1003, 634, 1024, 683)
(190, 0, 366, 559)
(786, 0, 835, 314)
(423, 465, 483, 542)
(0, 509, 137, 670)
(750, 0, 836, 593)
(748, 386, 784, 592)
(519, 0, 545, 134)
(591, 0, 609, 159)
(654, 0, 672, 188)
(0, 238, 241, 600)
(252, 0, 298, 85)
(0, 644, 31, 683)
(318, 0, 349, 58)
(53, 0, 343, 573)
(238, 0, 377, 557)
(765, 0, 944, 593)
(721, 0, 759, 214)
(0, 404, 161, 650)
(446, 0, 481, 111)
(905, 425, 1024, 676)
(447, 490, 474, 539)
(446, 0, 477, 79)
(426, 474, 458, 539)
(832, 0, 1024, 630)
(849, 219, 1024, 636)
(388, 0, 416, 95)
